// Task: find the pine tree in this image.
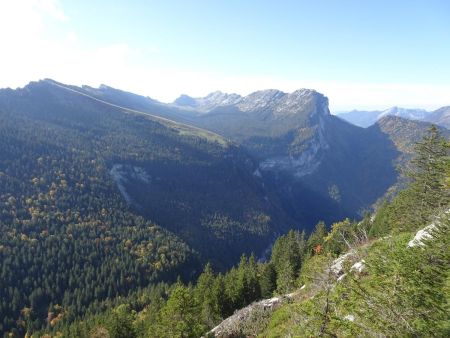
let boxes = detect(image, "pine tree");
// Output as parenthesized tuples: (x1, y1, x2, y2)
(155, 283, 204, 338)
(276, 259, 296, 294)
(245, 254, 261, 303)
(371, 127, 449, 235)
(409, 125, 449, 215)
(259, 263, 277, 298)
(107, 304, 136, 338)
(195, 263, 221, 327)
(307, 221, 327, 256)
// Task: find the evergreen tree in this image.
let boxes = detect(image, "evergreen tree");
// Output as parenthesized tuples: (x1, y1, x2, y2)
(107, 304, 136, 338)
(155, 283, 204, 338)
(307, 221, 327, 256)
(371, 126, 449, 235)
(212, 273, 231, 319)
(409, 125, 449, 213)
(276, 259, 296, 294)
(195, 263, 221, 328)
(245, 254, 261, 303)
(259, 263, 277, 298)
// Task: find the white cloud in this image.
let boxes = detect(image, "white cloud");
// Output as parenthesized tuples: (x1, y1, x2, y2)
(0, 0, 448, 112)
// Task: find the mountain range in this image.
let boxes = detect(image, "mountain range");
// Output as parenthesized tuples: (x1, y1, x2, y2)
(337, 106, 450, 128)
(60, 80, 449, 222)
(0, 79, 448, 335)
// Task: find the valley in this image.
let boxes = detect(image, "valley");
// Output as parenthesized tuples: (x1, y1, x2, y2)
(0, 79, 448, 337)
(1, 2, 449, 336)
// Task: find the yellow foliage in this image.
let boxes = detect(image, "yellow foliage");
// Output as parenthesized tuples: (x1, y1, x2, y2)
(21, 307, 32, 317)
(154, 261, 162, 270)
(324, 218, 351, 242)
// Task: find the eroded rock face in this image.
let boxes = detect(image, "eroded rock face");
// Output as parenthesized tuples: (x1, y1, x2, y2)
(175, 88, 333, 179)
(408, 209, 449, 248)
(256, 90, 331, 178)
(259, 151, 322, 178)
(258, 125, 328, 178)
(208, 296, 282, 337)
(110, 164, 151, 207)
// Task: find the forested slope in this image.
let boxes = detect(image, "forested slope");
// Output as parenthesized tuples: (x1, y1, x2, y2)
(0, 80, 290, 336)
(30, 126, 449, 338)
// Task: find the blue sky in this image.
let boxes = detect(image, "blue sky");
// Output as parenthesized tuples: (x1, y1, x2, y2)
(0, 0, 449, 111)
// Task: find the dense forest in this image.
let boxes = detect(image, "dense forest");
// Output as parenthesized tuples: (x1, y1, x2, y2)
(0, 104, 197, 334)
(0, 81, 292, 336)
(23, 126, 449, 337)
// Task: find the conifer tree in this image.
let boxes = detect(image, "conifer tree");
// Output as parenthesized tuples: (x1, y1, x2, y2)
(259, 263, 277, 298)
(307, 221, 327, 256)
(245, 254, 261, 303)
(276, 259, 296, 294)
(155, 283, 204, 338)
(195, 263, 221, 327)
(107, 304, 136, 338)
(409, 125, 449, 215)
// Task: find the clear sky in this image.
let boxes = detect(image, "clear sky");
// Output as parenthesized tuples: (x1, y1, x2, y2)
(0, 0, 449, 111)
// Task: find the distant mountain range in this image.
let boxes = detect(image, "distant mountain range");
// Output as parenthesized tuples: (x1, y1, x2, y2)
(337, 106, 450, 128)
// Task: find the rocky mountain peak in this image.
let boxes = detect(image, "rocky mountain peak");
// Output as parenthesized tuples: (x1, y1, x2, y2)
(379, 106, 429, 120)
(173, 94, 197, 107)
(276, 89, 329, 117)
(173, 91, 242, 111)
(171, 88, 330, 118)
(237, 89, 285, 112)
(204, 91, 242, 106)
(236, 88, 329, 117)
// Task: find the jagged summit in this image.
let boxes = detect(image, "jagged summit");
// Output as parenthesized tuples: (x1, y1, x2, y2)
(237, 88, 329, 118)
(237, 89, 284, 111)
(172, 88, 328, 116)
(379, 106, 428, 120)
(173, 91, 242, 111)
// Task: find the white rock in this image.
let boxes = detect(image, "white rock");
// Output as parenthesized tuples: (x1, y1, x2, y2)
(337, 273, 347, 282)
(350, 260, 365, 273)
(407, 208, 449, 248)
(408, 223, 436, 247)
(330, 251, 355, 276)
(344, 314, 355, 322)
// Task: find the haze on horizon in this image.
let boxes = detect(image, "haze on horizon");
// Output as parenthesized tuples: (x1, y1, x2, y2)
(0, 0, 449, 112)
